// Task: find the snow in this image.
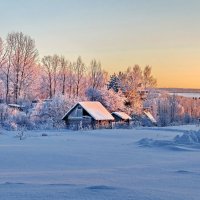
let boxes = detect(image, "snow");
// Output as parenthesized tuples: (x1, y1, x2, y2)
(63, 101, 115, 121)
(138, 126, 200, 150)
(112, 112, 132, 120)
(143, 111, 157, 123)
(1, 125, 200, 199)
(79, 101, 114, 120)
(8, 104, 25, 108)
(175, 130, 200, 145)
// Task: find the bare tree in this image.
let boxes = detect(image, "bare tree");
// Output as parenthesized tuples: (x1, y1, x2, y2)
(67, 62, 74, 98)
(0, 33, 38, 103)
(73, 56, 86, 97)
(59, 56, 68, 95)
(5, 32, 38, 103)
(52, 55, 60, 96)
(0, 38, 9, 102)
(1, 40, 12, 103)
(89, 59, 104, 90)
(42, 55, 60, 98)
(0, 38, 7, 67)
(42, 56, 53, 98)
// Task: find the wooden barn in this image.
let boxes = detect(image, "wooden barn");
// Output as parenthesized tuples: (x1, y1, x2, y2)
(112, 112, 132, 124)
(62, 101, 114, 130)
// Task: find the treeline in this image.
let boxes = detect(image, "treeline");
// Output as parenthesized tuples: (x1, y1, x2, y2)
(0, 32, 109, 103)
(143, 91, 200, 127)
(156, 93, 200, 126)
(0, 32, 156, 114)
(0, 31, 199, 129)
(159, 88, 200, 93)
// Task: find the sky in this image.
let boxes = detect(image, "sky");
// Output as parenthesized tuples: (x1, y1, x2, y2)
(0, 0, 200, 88)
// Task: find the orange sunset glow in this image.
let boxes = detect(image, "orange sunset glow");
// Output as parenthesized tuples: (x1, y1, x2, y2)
(0, 0, 200, 89)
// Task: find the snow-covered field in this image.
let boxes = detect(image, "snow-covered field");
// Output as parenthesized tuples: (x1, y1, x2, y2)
(0, 125, 200, 200)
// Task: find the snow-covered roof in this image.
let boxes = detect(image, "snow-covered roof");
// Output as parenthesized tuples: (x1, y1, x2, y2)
(143, 111, 157, 123)
(8, 104, 25, 108)
(62, 101, 114, 121)
(112, 112, 132, 120)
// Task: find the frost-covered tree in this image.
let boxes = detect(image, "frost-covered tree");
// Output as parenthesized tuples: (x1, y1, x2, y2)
(107, 65, 157, 115)
(116, 66, 144, 114)
(155, 92, 197, 126)
(73, 56, 86, 97)
(143, 66, 157, 89)
(31, 94, 85, 128)
(100, 87, 127, 112)
(59, 56, 68, 95)
(66, 62, 75, 98)
(86, 87, 126, 112)
(0, 33, 38, 103)
(0, 37, 7, 67)
(124, 65, 143, 92)
(41, 55, 60, 98)
(157, 97, 171, 126)
(89, 59, 104, 89)
(6, 32, 38, 103)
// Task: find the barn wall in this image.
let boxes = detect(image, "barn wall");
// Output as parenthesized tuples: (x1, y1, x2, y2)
(94, 120, 113, 129)
(66, 118, 93, 130)
(68, 105, 83, 118)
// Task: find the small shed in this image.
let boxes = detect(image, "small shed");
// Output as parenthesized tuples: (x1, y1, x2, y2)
(62, 101, 114, 130)
(112, 112, 132, 123)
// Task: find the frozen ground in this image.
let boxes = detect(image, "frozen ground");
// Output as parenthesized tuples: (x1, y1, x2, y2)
(0, 125, 200, 200)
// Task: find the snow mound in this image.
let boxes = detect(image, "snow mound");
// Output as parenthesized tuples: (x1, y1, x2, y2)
(138, 130, 200, 150)
(174, 131, 200, 145)
(137, 138, 172, 148)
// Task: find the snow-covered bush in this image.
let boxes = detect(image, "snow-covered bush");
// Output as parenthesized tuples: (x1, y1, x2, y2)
(1, 107, 33, 130)
(0, 104, 9, 125)
(31, 94, 84, 129)
(12, 112, 32, 129)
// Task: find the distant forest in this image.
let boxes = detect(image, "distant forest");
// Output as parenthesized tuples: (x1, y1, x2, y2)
(158, 88, 200, 93)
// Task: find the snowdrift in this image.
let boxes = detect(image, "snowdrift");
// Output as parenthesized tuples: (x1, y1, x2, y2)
(174, 131, 200, 144)
(138, 130, 200, 150)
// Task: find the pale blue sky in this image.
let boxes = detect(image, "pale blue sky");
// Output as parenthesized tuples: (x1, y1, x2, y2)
(0, 0, 200, 87)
